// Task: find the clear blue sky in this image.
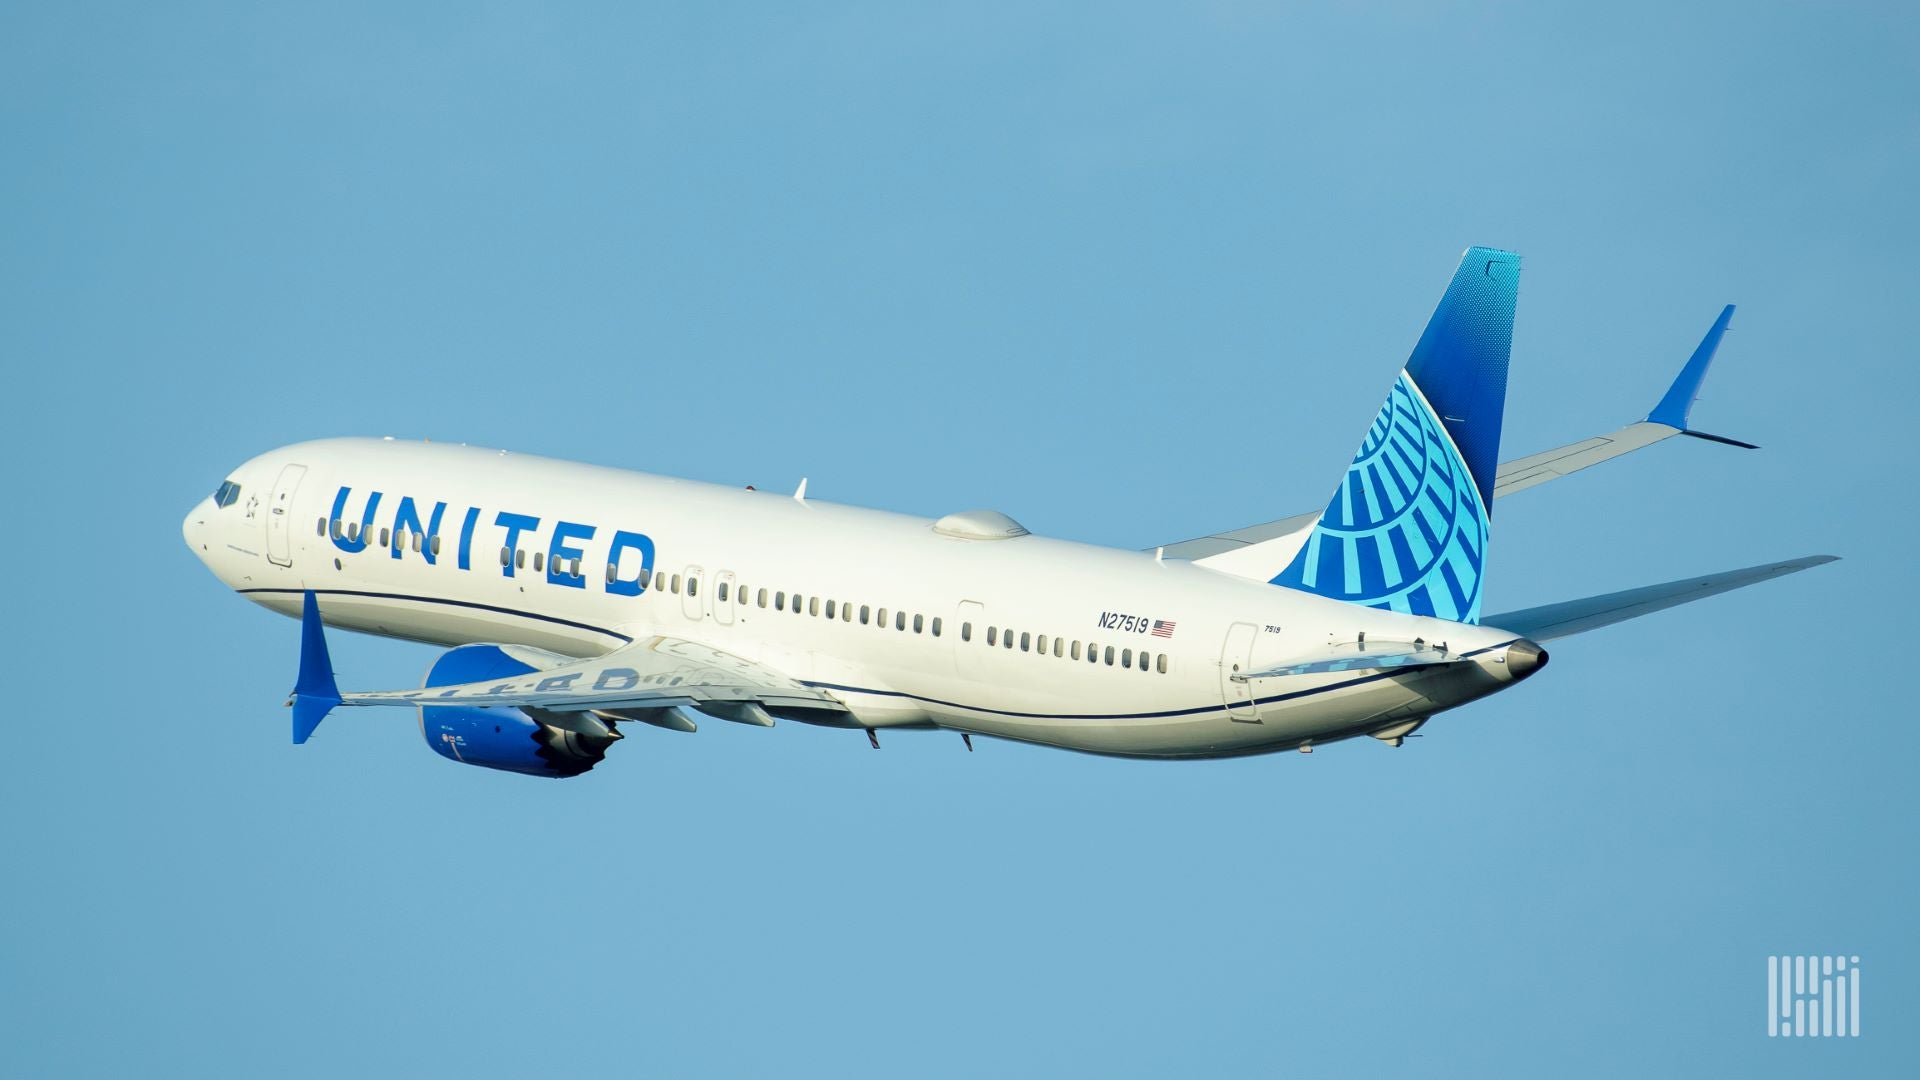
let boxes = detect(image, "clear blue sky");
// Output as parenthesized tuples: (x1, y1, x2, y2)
(4, 3, 1914, 1076)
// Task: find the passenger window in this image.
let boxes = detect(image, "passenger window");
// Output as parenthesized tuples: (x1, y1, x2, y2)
(331, 520, 343, 540)
(877, 607, 888, 627)
(1020, 632, 1030, 652)
(687, 576, 698, 597)
(1035, 634, 1047, 654)
(895, 611, 906, 632)
(758, 588, 769, 608)
(1053, 638, 1064, 658)
(810, 597, 820, 617)
(775, 591, 786, 611)
(842, 602, 853, 622)
(986, 626, 996, 646)
(1157, 654, 1168, 674)
(718, 582, 729, 602)
(671, 574, 681, 594)
(533, 552, 544, 573)
(1004, 630, 1015, 650)
(430, 535, 442, 557)
(960, 621, 971, 642)
(378, 528, 390, 549)
(913, 614, 924, 634)
(1122, 648, 1133, 668)
(411, 532, 422, 552)
(346, 523, 359, 542)
(655, 571, 667, 591)
(316, 517, 327, 537)
(825, 599, 836, 619)
(516, 549, 527, 570)
(792, 593, 803, 615)
(931, 617, 942, 637)
(1072, 641, 1082, 661)
(860, 605, 871, 625)
(606, 562, 618, 585)
(500, 546, 512, 567)
(1104, 645, 1115, 666)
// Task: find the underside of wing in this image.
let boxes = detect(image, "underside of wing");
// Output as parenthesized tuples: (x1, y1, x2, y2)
(287, 591, 844, 742)
(1482, 555, 1837, 642)
(345, 636, 840, 716)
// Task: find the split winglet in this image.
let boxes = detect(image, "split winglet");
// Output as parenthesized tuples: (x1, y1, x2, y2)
(290, 590, 343, 744)
(1647, 304, 1758, 448)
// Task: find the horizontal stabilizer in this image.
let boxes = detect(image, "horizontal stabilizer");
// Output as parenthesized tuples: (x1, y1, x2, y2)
(1483, 555, 1837, 642)
(1237, 639, 1464, 681)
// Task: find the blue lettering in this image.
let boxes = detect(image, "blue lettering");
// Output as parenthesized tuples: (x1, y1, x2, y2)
(546, 521, 596, 589)
(593, 667, 640, 691)
(605, 531, 655, 597)
(495, 511, 540, 577)
(457, 506, 480, 571)
(328, 487, 382, 554)
(390, 497, 448, 563)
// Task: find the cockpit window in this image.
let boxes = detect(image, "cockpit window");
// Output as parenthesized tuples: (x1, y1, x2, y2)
(213, 480, 241, 508)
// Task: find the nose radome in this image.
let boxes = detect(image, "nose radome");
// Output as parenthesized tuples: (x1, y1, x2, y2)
(183, 499, 211, 556)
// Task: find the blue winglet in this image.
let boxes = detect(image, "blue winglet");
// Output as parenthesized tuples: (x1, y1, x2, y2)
(1647, 304, 1735, 429)
(291, 590, 342, 744)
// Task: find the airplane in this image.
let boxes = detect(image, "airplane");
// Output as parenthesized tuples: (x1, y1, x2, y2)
(183, 247, 1834, 777)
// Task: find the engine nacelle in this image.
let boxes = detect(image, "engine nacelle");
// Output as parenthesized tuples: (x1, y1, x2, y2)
(418, 644, 618, 778)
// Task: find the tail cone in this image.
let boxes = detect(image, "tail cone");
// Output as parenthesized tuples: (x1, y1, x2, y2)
(1505, 640, 1548, 681)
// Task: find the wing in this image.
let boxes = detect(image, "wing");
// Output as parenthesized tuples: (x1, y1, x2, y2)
(1482, 555, 1837, 643)
(287, 591, 844, 743)
(1155, 306, 1753, 563)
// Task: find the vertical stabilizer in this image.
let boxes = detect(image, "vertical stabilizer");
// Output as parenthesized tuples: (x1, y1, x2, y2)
(1269, 247, 1520, 623)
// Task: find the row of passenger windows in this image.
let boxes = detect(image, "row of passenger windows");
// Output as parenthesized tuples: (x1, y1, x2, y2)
(321, 517, 443, 555)
(660, 570, 948, 637)
(964, 623, 1169, 674)
(317, 516, 1170, 674)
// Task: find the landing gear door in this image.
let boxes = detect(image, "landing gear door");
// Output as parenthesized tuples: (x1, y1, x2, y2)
(265, 463, 306, 568)
(1221, 621, 1259, 723)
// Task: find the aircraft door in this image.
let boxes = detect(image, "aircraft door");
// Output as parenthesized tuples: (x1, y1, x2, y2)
(954, 600, 985, 681)
(265, 463, 307, 568)
(1220, 621, 1260, 723)
(714, 571, 737, 625)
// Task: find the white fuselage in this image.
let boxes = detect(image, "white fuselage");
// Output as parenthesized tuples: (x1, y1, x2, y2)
(184, 438, 1536, 757)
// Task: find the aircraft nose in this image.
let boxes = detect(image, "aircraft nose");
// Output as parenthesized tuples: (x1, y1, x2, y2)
(183, 499, 212, 558)
(1505, 640, 1549, 681)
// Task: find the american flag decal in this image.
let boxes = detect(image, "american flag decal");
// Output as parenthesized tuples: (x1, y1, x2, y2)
(1151, 620, 1176, 638)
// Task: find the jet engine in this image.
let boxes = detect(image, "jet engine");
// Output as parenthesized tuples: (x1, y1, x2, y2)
(418, 644, 620, 778)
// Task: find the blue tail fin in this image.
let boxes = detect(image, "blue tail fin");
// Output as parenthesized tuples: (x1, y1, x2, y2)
(1271, 247, 1520, 624)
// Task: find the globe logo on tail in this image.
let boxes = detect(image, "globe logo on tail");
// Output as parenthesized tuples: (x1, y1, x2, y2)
(1271, 373, 1489, 623)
